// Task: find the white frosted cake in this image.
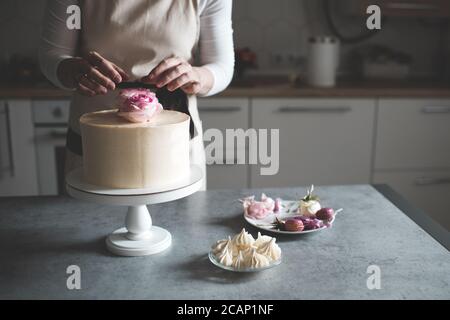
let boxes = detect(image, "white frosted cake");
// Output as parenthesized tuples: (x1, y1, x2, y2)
(79, 89, 190, 189)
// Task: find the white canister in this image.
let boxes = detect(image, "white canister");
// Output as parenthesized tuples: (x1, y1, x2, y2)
(307, 36, 340, 87)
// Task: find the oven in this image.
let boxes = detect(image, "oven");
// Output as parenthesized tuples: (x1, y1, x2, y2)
(33, 100, 71, 195)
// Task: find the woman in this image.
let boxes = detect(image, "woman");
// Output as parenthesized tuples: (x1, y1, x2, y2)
(39, 0, 234, 190)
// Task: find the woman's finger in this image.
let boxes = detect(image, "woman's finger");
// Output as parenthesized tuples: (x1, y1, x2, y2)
(166, 73, 192, 92)
(112, 63, 130, 81)
(76, 82, 96, 97)
(86, 67, 116, 90)
(79, 75, 107, 95)
(143, 56, 183, 82)
(156, 63, 192, 88)
(85, 51, 123, 83)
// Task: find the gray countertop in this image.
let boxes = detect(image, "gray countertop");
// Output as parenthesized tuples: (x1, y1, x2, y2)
(2, 79, 450, 99)
(0, 185, 448, 300)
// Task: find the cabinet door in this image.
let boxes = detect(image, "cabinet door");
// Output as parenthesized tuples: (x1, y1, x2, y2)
(251, 98, 376, 188)
(0, 100, 38, 196)
(198, 98, 250, 189)
(375, 99, 450, 170)
(374, 170, 450, 230)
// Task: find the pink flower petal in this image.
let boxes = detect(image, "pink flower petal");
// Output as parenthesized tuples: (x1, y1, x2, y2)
(118, 88, 163, 123)
(274, 198, 282, 213)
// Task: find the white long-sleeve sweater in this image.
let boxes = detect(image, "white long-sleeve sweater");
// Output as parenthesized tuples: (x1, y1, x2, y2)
(39, 0, 235, 96)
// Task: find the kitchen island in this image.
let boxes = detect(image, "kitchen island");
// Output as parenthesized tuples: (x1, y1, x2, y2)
(0, 185, 448, 300)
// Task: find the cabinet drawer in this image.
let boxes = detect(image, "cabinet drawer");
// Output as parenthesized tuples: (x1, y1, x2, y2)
(374, 170, 450, 230)
(375, 99, 450, 170)
(32, 100, 71, 124)
(251, 98, 376, 187)
(198, 98, 249, 130)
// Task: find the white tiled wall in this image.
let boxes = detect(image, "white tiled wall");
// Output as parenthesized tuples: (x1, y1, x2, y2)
(233, 0, 310, 72)
(233, 0, 444, 76)
(0, 0, 445, 77)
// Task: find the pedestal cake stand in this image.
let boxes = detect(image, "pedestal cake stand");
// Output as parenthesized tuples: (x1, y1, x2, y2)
(66, 165, 203, 257)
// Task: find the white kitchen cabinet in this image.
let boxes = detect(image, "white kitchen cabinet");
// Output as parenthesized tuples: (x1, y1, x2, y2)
(250, 98, 376, 188)
(198, 98, 250, 189)
(375, 99, 450, 170)
(0, 100, 39, 196)
(33, 100, 71, 195)
(374, 170, 450, 230)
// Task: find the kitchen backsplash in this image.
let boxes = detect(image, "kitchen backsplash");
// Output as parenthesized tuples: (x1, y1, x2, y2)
(0, 0, 448, 78)
(233, 0, 447, 77)
(0, 0, 46, 62)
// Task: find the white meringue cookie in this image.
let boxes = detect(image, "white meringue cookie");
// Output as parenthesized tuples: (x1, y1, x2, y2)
(232, 251, 246, 269)
(215, 242, 234, 267)
(254, 232, 273, 248)
(300, 199, 321, 217)
(245, 248, 270, 268)
(211, 236, 232, 255)
(300, 185, 321, 217)
(257, 238, 281, 261)
(212, 230, 282, 269)
(232, 228, 255, 250)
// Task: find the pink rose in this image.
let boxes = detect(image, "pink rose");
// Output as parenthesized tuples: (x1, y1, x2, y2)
(117, 88, 163, 123)
(261, 193, 275, 212)
(246, 202, 270, 219)
(241, 194, 282, 219)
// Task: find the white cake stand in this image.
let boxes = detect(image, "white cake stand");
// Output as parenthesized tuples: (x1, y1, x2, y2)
(66, 165, 203, 257)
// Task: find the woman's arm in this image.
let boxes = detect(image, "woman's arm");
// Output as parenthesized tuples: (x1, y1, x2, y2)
(198, 0, 235, 96)
(39, 0, 128, 96)
(143, 0, 234, 97)
(39, 0, 80, 89)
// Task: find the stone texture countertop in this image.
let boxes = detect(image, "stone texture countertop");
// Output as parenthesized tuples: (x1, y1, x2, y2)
(0, 185, 448, 300)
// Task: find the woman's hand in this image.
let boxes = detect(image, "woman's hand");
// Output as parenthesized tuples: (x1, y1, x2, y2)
(142, 57, 213, 96)
(57, 51, 129, 97)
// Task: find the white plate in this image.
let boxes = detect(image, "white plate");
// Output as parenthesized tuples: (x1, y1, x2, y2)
(244, 200, 340, 235)
(208, 252, 281, 273)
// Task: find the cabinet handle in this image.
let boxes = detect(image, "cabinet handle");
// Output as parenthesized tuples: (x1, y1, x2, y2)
(49, 130, 68, 139)
(421, 106, 450, 114)
(51, 107, 64, 119)
(414, 177, 450, 186)
(0, 103, 14, 177)
(199, 106, 242, 112)
(278, 106, 352, 113)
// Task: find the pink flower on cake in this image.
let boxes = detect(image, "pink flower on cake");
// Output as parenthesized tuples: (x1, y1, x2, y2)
(117, 88, 163, 123)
